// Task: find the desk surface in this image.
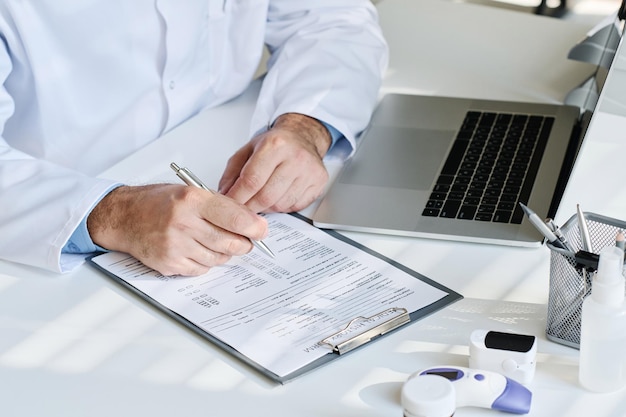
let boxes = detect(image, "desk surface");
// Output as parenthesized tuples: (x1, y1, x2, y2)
(2, 0, 625, 416)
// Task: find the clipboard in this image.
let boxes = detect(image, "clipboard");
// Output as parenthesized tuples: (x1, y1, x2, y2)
(320, 307, 410, 354)
(88, 213, 462, 384)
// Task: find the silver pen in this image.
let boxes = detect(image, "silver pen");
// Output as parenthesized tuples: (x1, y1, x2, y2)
(545, 217, 575, 252)
(519, 203, 568, 250)
(576, 204, 593, 252)
(170, 162, 276, 259)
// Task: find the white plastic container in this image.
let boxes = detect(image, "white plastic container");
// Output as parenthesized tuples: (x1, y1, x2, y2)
(578, 245, 626, 392)
(401, 374, 455, 417)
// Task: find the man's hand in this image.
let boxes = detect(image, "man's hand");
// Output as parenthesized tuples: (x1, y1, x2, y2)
(218, 113, 332, 213)
(87, 184, 268, 276)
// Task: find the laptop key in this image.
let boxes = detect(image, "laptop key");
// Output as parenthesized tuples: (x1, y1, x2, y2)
(426, 200, 444, 209)
(510, 204, 525, 224)
(497, 202, 516, 211)
(440, 200, 461, 218)
(422, 207, 440, 217)
(475, 213, 493, 221)
(437, 174, 455, 185)
(492, 210, 512, 223)
(429, 192, 447, 200)
(457, 205, 478, 220)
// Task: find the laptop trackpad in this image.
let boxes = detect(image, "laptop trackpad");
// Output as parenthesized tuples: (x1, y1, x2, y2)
(338, 126, 455, 190)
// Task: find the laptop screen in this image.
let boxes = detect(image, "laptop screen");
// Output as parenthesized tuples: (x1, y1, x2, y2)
(565, 13, 624, 114)
(549, 14, 624, 217)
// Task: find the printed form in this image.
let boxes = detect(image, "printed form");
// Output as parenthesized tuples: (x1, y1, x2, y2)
(91, 213, 457, 380)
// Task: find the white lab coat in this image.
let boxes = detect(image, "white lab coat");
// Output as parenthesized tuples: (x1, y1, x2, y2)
(0, 0, 387, 273)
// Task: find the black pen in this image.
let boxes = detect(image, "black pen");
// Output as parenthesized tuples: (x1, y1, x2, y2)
(170, 162, 276, 259)
(519, 203, 569, 250)
(545, 217, 575, 252)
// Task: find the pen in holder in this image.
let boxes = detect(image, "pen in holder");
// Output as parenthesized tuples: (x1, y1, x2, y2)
(545, 212, 626, 348)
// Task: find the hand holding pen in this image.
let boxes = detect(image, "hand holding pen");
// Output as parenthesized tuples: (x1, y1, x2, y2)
(171, 163, 275, 259)
(87, 179, 271, 277)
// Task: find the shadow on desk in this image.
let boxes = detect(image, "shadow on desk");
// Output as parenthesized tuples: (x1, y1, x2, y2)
(1, 268, 624, 417)
(356, 297, 618, 417)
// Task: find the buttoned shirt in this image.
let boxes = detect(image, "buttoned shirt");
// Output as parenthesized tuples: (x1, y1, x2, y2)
(0, 0, 388, 272)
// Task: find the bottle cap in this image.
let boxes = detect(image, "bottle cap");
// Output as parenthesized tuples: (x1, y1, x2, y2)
(592, 246, 625, 306)
(401, 374, 455, 417)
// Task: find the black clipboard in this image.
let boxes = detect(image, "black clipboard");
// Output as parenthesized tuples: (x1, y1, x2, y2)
(88, 213, 462, 384)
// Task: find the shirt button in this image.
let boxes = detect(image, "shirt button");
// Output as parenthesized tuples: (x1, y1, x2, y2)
(169, 80, 176, 89)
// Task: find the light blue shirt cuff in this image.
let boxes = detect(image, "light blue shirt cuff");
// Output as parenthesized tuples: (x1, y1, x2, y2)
(321, 121, 345, 149)
(62, 215, 99, 254)
(62, 184, 123, 254)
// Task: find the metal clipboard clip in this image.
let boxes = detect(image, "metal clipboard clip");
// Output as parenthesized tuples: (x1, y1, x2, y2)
(319, 307, 410, 355)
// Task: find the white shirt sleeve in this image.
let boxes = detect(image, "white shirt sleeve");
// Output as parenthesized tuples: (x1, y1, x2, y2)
(0, 143, 120, 273)
(0, 1, 388, 273)
(251, 1, 389, 156)
(0, 37, 116, 272)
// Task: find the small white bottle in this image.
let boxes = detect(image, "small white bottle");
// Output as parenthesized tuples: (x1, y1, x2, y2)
(579, 245, 626, 392)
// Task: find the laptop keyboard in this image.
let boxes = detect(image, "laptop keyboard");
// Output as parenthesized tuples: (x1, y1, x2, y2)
(422, 110, 554, 224)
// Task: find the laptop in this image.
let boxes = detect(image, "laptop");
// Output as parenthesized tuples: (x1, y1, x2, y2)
(312, 18, 622, 247)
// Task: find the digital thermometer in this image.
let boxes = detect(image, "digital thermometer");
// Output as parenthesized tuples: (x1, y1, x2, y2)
(405, 366, 532, 415)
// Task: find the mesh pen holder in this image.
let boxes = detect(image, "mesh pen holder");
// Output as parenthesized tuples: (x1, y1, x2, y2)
(545, 212, 626, 349)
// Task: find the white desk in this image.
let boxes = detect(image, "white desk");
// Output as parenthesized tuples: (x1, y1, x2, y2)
(1, 1, 624, 416)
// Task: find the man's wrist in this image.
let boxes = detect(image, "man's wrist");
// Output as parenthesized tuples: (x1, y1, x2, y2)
(62, 184, 123, 254)
(271, 113, 332, 157)
(87, 185, 131, 253)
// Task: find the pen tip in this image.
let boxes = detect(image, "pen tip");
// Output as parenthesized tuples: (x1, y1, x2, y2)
(170, 162, 180, 171)
(518, 202, 530, 214)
